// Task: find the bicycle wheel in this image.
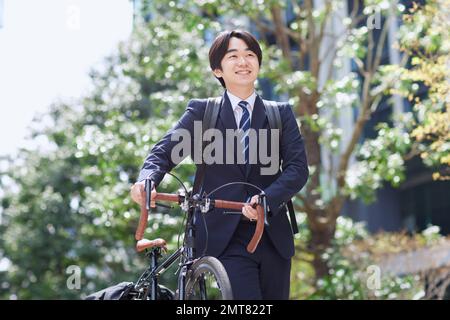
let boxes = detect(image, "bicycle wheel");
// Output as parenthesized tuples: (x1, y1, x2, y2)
(184, 256, 233, 300)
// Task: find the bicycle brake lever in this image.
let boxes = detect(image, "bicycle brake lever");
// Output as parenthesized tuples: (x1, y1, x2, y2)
(196, 193, 211, 214)
(259, 192, 269, 226)
(145, 178, 153, 211)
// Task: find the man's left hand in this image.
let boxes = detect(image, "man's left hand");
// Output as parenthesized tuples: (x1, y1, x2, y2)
(242, 195, 259, 221)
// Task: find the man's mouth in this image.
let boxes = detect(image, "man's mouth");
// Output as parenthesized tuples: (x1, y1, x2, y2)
(235, 70, 251, 75)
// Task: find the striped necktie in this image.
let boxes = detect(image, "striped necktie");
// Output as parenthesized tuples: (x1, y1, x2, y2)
(238, 100, 250, 165)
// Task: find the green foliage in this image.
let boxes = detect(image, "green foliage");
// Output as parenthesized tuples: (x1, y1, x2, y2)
(389, 0, 450, 177)
(0, 8, 219, 299)
(345, 123, 412, 203)
(291, 213, 431, 300)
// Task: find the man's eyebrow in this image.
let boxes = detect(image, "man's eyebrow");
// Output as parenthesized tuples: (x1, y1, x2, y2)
(225, 48, 252, 54)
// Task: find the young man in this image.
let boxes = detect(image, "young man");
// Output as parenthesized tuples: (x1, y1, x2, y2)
(131, 30, 309, 299)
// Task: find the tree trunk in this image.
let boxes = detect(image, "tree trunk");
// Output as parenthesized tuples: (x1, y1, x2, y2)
(307, 210, 337, 281)
(298, 93, 340, 282)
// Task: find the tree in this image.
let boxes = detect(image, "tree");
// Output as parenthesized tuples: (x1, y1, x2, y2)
(388, 0, 449, 180)
(0, 13, 221, 298)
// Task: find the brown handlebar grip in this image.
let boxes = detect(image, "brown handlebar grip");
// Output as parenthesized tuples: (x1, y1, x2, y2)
(155, 193, 180, 203)
(246, 204, 265, 254)
(135, 188, 149, 241)
(214, 199, 246, 210)
(135, 191, 179, 241)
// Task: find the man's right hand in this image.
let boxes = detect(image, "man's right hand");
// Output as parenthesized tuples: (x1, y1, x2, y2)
(130, 181, 156, 208)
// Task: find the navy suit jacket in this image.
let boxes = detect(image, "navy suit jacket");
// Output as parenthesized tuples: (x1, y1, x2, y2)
(138, 91, 308, 259)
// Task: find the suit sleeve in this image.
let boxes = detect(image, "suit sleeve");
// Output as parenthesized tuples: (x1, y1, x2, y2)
(137, 99, 205, 186)
(263, 103, 309, 216)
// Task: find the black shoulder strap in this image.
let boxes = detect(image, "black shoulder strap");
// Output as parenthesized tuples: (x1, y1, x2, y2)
(262, 100, 298, 234)
(203, 97, 221, 134)
(192, 97, 221, 195)
(262, 100, 282, 139)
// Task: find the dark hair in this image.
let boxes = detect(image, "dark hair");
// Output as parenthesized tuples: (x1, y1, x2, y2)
(209, 30, 262, 88)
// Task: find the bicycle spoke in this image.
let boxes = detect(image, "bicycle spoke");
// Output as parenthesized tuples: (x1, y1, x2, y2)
(188, 271, 225, 300)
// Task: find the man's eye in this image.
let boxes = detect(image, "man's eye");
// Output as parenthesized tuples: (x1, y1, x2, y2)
(229, 55, 237, 58)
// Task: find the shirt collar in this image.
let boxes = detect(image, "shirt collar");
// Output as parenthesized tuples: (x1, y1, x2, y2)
(226, 90, 256, 112)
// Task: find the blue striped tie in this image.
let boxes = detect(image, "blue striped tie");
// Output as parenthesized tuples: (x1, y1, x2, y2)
(238, 101, 250, 165)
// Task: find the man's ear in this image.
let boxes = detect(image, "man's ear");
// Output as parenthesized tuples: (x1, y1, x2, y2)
(213, 68, 222, 78)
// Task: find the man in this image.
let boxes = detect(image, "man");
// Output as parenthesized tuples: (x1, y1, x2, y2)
(131, 30, 308, 299)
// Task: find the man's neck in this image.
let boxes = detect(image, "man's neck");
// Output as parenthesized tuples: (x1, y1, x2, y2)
(226, 86, 255, 100)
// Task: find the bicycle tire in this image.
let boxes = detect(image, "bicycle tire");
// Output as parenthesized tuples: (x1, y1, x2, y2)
(184, 256, 233, 300)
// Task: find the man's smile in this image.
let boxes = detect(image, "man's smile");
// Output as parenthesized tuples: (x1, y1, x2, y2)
(235, 70, 251, 75)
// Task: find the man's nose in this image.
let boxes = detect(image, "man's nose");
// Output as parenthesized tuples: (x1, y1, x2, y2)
(237, 56, 248, 66)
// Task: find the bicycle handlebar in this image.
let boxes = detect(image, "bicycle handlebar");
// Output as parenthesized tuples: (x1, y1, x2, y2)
(134, 187, 265, 254)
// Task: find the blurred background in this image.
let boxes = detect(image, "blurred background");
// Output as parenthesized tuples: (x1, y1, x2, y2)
(0, 0, 449, 299)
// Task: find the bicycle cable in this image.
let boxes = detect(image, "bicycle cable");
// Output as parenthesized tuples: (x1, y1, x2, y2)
(149, 171, 190, 261)
(200, 208, 208, 258)
(199, 181, 265, 258)
(177, 209, 186, 251)
(205, 181, 264, 198)
(160, 171, 209, 259)
(164, 171, 189, 195)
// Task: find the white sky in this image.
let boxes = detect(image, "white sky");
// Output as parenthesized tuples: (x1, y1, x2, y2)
(0, 0, 133, 157)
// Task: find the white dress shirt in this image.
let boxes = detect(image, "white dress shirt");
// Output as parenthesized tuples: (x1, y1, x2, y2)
(226, 90, 256, 128)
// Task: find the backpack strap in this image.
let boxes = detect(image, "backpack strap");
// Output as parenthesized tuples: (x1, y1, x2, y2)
(262, 99, 283, 139)
(262, 100, 298, 234)
(203, 97, 221, 136)
(192, 97, 221, 195)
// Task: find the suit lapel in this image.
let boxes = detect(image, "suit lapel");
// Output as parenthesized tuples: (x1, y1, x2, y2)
(250, 95, 267, 132)
(218, 91, 237, 130)
(217, 91, 246, 177)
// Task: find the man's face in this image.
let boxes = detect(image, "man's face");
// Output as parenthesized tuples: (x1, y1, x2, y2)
(213, 37, 260, 90)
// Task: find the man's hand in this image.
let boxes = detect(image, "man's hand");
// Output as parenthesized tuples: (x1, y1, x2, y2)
(130, 181, 156, 208)
(242, 195, 259, 221)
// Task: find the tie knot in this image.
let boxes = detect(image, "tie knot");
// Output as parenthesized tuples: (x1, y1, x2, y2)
(238, 100, 248, 111)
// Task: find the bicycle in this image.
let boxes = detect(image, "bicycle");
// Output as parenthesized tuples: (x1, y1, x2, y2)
(128, 174, 269, 300)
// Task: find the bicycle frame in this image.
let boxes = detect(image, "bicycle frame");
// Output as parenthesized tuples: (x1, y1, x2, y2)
(134, 246, 182, 300)
(133, 177, 266, 300)
(134, 199, 198, 300)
